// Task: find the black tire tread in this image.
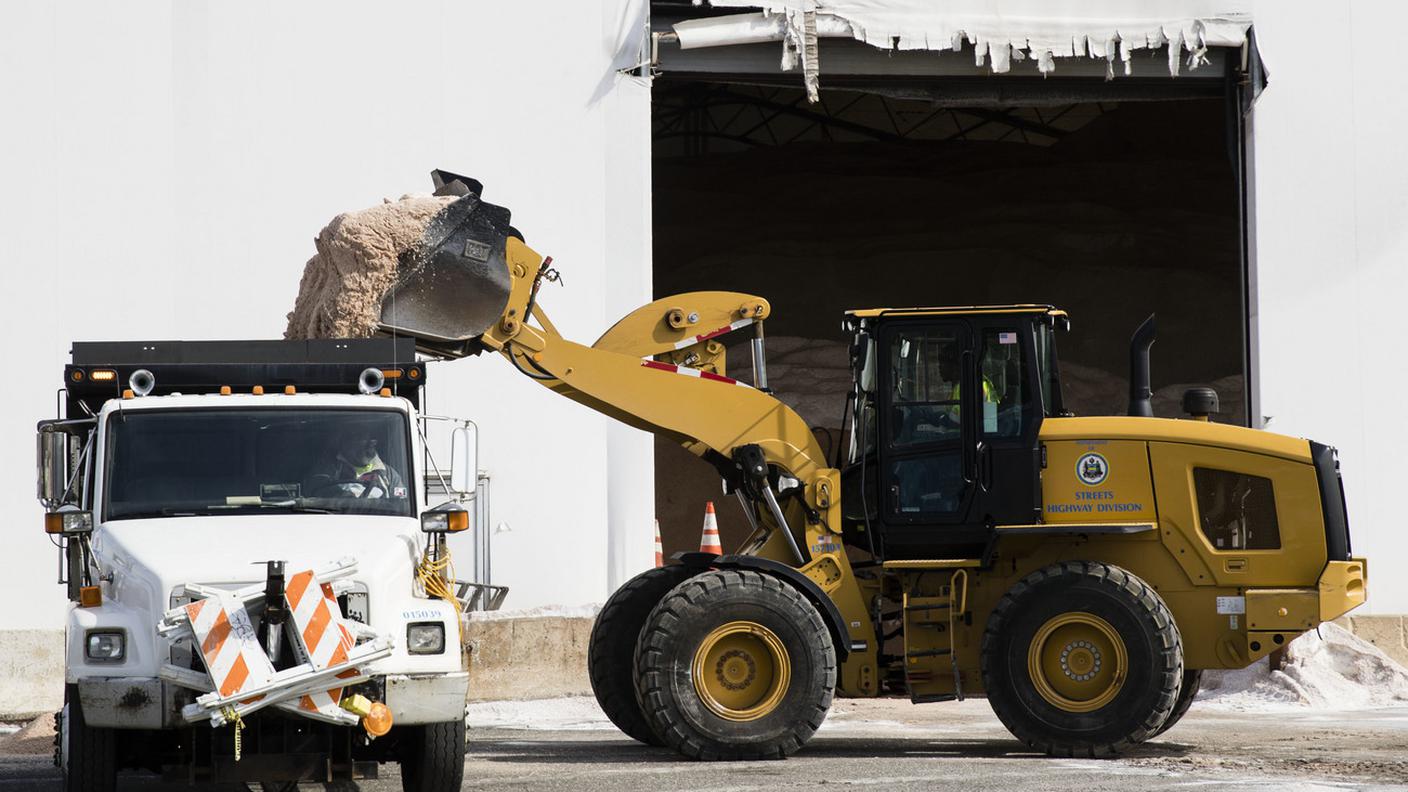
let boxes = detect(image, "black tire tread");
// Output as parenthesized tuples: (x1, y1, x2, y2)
(1154, 669, 1203, 737)
(588, 565, 698, 745)
(634, 569, 835, 761)
(399, 720, 465, 792)
(64, 685, 115, 792)
(980, 560, 1182, 758)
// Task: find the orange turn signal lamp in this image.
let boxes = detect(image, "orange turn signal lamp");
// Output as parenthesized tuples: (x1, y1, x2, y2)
(45, 510, 93, 535)
(421, 506, 470, 534)
(79, 586, 103, 608)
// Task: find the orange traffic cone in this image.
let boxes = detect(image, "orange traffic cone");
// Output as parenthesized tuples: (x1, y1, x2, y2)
(699, 502, 723, 555)
(654, 519, 664, 568)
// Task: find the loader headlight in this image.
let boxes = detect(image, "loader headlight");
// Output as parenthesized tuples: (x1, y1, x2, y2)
(85, 630, 125, 662)
(407, 622, 445, 655)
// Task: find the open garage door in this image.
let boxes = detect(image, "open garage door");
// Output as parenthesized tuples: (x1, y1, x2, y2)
(648, 2, 1264, 553)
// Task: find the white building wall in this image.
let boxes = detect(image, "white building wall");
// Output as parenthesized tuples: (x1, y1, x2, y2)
(1, 0, 1404, 635)
(0, 0, 654, 630)
(1251, 0, 1408, 614)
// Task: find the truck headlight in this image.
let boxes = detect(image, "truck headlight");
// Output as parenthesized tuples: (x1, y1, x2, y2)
(406, 622, 445, 655)
(85, 630, 125, 662)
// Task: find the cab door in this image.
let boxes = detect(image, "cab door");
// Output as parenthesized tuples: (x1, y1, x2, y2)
(877, 321, 974, 530)
(968, 320, 1044, 526)
(874, 317, 1043, 556)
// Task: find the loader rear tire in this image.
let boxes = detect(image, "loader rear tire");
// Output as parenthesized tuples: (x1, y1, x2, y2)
(398, 720, 465, 792)
(1153, 669, 1202, 737)
(588, 564, 698, 745)
(981, 561, 1182, 758)
(634, 569, 835, 761)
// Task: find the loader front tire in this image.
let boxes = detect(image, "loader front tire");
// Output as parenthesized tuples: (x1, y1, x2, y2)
(981, 561, 1182, 758)
(588, 564, 698, 745)
(634, 569, 835, 760)
(398, 720, 465, 792)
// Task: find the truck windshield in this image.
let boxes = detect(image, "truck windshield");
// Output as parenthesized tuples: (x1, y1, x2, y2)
(104, 409, 413, 521)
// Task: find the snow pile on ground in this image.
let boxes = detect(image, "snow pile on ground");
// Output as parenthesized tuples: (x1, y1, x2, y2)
(464, 696, 613, 731)
(468, 604, 602, 623)
(285, 194, 454, 339)
(1198, 622, 1408, 711)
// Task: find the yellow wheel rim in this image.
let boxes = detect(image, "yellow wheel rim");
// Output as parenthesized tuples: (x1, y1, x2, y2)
(691, 620, 791, 722)
(1026, 612, 1128, 713)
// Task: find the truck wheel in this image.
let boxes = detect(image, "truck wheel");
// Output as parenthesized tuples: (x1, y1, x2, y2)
(399, 720, 465, 792)
(589, 565, 698, 745)
(634, 569, 835, 760)
(1154, 669, 1203, 737)
(61, 684, 116, 792)
(981, 561, 1183, 758)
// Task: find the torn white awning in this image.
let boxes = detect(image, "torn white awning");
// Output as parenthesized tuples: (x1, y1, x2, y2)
(671, 0, 1254, 100)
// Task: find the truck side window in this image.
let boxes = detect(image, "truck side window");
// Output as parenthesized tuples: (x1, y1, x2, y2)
(978, 329, 1028, 437)
(1193, 468, 1281, 550)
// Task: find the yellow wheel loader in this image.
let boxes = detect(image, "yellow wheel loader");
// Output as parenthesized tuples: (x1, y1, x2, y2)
(384, 172, 1366, 760)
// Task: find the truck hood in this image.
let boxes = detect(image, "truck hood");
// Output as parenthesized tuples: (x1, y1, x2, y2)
(91, 515, 423, 612)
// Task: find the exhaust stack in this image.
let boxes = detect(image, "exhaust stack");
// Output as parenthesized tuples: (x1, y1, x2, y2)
(1128, 314, 1156, 417)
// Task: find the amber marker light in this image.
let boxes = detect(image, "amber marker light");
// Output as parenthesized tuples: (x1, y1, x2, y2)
(89, 370, 116, 382)
(79, 586, 102, 608)
(252, 385, 264, 395)
(70, 370, 84, 382)
(381, 368, 403, 380)
(44, 513, 63, 534)
(362, 702, 393, 737)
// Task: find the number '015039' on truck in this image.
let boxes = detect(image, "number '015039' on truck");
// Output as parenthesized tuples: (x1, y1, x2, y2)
(37, 338, 498, 791)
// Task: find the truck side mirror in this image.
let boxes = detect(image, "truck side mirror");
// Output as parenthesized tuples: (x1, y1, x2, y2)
(449, 423, 478, 497)
(36, 426, 67, 508)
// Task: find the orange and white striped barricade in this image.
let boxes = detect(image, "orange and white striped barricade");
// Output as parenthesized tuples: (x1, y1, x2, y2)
(158, 558, 392, 728)
(280, 568, 369, 722)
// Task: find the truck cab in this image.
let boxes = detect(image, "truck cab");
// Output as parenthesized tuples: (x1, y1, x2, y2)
(39, 339, 487, 790)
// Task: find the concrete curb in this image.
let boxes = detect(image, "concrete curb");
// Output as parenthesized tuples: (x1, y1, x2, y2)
(3, 613, 1404, 716)
(1334, 615, 1408, 667)
(0, 631, 63, 720)
(464, 616, 593, 701)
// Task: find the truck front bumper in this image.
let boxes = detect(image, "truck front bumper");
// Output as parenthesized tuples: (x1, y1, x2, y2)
(78, 670, 469, 729)
(385, 671, 469, 725)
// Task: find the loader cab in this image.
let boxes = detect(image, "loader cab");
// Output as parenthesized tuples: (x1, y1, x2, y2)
(841, 305, 1067, 559)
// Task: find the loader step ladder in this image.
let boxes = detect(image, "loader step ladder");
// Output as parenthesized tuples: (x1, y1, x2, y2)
(156, 558, 393, 728)
(901, 566, 971, 704)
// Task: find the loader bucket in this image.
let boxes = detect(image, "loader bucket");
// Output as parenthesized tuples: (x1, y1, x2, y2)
(378, 184, 514, 351)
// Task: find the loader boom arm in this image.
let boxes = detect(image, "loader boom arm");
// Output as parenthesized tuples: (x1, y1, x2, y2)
(381, 199, 877, 695)
(484, 240, 834, 531)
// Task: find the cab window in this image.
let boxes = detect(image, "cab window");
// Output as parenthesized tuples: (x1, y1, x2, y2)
(978, 328, 1030, 437)
(889, 328, 963, 447)
(1193, 467, 1280, 550)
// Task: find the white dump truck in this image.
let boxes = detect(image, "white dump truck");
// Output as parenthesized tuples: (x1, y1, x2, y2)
(37, 339, 500, 791)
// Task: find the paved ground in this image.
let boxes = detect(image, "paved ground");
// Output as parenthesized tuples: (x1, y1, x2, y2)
(2, 699, 1406, 790)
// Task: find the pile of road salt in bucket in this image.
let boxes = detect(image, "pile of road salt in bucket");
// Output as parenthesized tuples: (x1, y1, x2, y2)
(1198, 622, 1408, 711)
(284, 195, 455, 339)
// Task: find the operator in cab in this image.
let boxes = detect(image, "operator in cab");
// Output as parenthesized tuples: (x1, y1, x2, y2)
(306, 430, 406, 499)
